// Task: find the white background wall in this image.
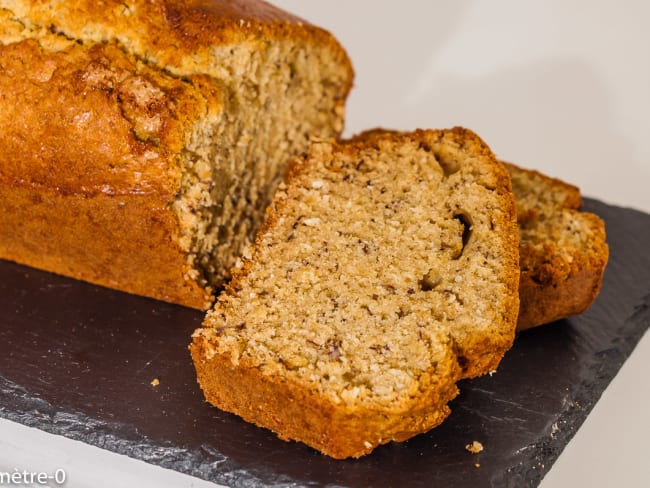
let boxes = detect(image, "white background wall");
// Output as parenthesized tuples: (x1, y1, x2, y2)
(276, 0, 650, 212)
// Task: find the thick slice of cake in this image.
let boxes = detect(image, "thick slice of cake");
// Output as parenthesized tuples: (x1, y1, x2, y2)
(191, 128, 520, 458)
(505, 163, 608, 330)
(0, 0, 352, 308)
(347, 129, 608, 330)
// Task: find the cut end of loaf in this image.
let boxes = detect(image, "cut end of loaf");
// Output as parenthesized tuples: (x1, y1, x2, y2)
(171, 37, 351, 301)
(191, 128, 520, 458)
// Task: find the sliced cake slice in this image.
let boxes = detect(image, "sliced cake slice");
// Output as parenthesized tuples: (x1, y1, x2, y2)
(190, 128, 520, 458)
(347, 129, 608, 330)
(505, 162, 608, 330)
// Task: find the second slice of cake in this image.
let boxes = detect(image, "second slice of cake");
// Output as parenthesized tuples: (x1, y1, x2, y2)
(190, 128, 520, 458)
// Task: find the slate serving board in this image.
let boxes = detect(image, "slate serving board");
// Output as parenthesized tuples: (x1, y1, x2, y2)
(0, 198, 648, 488)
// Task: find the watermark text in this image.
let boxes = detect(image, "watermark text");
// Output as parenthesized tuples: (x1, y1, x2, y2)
(0, 469, 65, 485)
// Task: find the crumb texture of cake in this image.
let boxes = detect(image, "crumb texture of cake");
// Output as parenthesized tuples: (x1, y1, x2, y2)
(505, 163, 609, 329)
(0, 0, 353, 308)
(348, 130, 609, 330)
(191, 128, 520, 458)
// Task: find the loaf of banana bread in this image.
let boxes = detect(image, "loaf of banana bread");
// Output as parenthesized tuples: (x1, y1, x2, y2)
(0, 0, 352, 308)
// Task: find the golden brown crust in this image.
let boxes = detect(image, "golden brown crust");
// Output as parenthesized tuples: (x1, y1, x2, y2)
(0, 39, 216, 197)
(516, 211, 608, 330)
(190, 340, 460, 459)
(0, 185, 212, 308)
(1, 0, 354, 100)
(0, 38, 219, 308)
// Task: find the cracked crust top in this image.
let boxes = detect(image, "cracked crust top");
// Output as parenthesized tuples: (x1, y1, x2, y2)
(0, 38, 221, 198)
(0, 0, 353, 92)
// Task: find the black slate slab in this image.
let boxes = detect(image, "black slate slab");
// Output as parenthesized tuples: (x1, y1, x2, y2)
(0, 198, 648, 488)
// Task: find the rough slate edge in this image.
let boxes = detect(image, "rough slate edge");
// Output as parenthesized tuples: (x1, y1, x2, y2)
(489, 199, 650, 487)
(0, 377, 267, 488)
(491, 198, 650, 487)
(0, 198, 647, 488)
(495, 310, 649, 487)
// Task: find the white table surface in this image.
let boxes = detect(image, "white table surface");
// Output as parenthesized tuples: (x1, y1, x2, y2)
(1, 1, 648, 486)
